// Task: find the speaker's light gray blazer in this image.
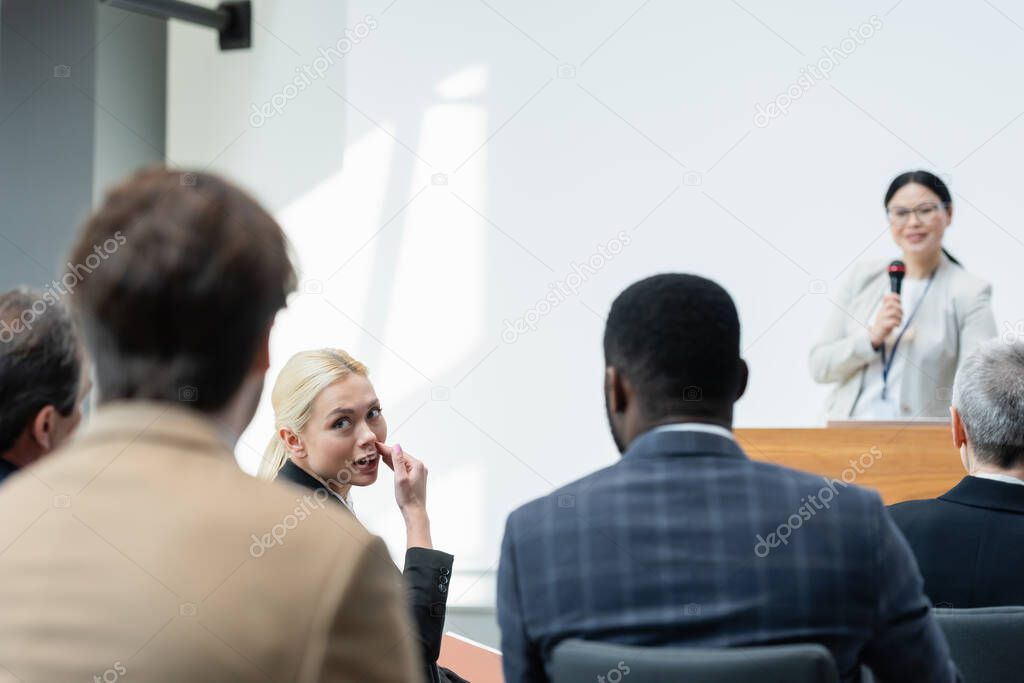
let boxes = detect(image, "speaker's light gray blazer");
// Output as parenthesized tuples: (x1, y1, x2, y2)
(809, 254, 996, 420)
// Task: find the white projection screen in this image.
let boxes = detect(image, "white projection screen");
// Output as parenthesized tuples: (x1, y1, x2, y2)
(169, 0, 1024, 605)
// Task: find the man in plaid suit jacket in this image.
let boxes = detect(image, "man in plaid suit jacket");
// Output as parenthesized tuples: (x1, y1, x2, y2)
(497, 274, 960, 683)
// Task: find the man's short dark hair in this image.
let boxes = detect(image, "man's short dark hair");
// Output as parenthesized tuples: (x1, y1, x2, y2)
(0, 288, 82, 453)
(67, 167, 296, 411)
(603, 273, 742, 418)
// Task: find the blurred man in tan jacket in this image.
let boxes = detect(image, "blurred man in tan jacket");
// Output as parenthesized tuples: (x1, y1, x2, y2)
(0, 168, 419, 683)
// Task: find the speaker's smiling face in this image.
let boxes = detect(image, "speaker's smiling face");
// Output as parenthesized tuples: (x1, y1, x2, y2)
(887, 182, 951, 261)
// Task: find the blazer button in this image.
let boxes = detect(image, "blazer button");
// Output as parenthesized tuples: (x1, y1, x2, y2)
(439, 574, 449, 585)
(440, 568, 450, 576)
(438, 583, 448, 593)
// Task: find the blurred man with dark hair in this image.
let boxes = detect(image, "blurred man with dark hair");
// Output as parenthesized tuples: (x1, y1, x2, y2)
(0, 168, 419, 682)
(0, 287, 89, 484)
(497, 273, 960, 683)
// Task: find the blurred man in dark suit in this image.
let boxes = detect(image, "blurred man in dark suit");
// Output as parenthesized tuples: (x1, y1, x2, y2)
(497, 273, 960, 683)
(0, 288, 89, 484)
(890, 339, 1024, 608)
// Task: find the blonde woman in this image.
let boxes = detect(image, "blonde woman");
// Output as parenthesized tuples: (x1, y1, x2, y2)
(260, 349, 465, 683)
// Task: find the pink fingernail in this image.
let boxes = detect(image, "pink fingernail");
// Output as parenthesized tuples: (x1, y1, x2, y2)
(394, 443, 402, 454)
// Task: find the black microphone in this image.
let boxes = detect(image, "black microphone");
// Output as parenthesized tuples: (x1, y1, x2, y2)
(888, 260, 906, 295)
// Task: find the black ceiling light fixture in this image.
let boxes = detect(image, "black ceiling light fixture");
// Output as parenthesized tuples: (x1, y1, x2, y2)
(100, 0, 252, 50)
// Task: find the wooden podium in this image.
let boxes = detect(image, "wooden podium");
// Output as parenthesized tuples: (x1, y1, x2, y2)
(439, 633, 502, 682)
(735, 423, 963, 504)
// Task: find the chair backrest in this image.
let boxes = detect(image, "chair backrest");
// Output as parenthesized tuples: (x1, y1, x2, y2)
(550, 640, 839, 683)
(934, 606, 1024, 683)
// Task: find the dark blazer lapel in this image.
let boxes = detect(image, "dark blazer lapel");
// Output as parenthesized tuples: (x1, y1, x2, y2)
(276, 460, 352, 513)
(939, 476, 1024, 515)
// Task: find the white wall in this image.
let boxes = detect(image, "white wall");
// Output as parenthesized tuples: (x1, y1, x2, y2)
(0, 2, 165, 292)
(168, 0, 1024, 606)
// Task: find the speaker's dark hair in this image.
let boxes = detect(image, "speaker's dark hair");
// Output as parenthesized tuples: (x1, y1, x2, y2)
(885, 170, 961, 266)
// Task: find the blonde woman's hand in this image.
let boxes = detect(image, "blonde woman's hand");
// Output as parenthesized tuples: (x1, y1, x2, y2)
(376, 441, 432, 549)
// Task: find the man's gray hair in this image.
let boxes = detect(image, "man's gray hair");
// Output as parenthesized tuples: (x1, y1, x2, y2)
(0, 288, 82, 453)
(952, 339, 1024, 468)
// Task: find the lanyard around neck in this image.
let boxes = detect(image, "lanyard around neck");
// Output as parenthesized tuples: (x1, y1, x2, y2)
(879, 269, 936, 400)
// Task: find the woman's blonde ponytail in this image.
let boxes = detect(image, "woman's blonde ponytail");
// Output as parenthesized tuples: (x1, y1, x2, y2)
(257, 348, 368, 480)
